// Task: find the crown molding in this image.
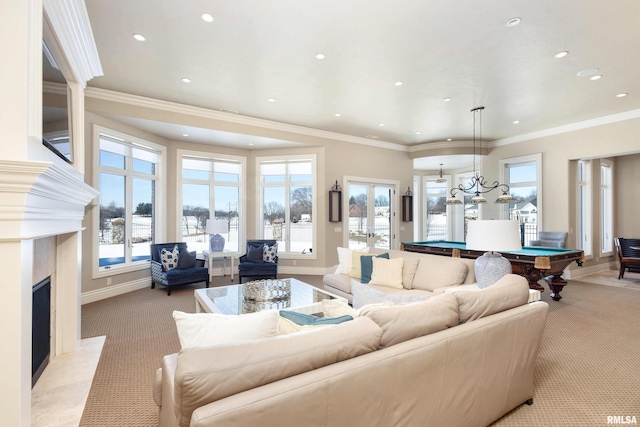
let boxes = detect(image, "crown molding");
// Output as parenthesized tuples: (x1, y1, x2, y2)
(0, 160, 99, 240)
(43, 0, 103, 88)
(43, 81, 67, 96)
(84, 87, 409, 152)
(490, 108, 640, 147)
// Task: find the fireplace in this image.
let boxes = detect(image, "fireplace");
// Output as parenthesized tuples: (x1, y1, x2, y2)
(32, 276, 51, 387)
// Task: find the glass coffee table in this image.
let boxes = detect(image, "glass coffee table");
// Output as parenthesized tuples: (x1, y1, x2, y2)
(194, 278, 347, 315)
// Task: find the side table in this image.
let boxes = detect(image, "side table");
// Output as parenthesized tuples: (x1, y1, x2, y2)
(202, 250, 235, 281)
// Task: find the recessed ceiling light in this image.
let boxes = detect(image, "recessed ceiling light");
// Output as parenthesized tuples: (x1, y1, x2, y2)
(577, 68, 599, 77)
(395, 81, 404, 86)
(415, 131, 421, 135)
(447, 138, 452, 141)
(334, 113, 341, 117)
(590, 75, 602, 81)
(443, 98, 451, 102)
(182, 133, 189, 137)
(555, 51, 569, 58)
(249, 143, 254, 146)
(506, 17, 521, 27)
(181, 77, 191, 83)
(513, 120, 520, 124)
(201, 13, 214, 22)
(268, 98, 276, 102)
(133, 33, 146, 41)
(616, 93, 628, 98)
(378, 123, 385, 127)
(315, 53, 325, 60)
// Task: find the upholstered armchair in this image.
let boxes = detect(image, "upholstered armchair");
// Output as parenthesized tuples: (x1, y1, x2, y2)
(529, 231, 568, 248)
(238, 240, 278, 284)
(150, 242, 209, 295)
(615, 237, 640, 279)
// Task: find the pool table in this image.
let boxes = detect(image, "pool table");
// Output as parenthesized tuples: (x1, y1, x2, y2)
(402, 241, 584, 301)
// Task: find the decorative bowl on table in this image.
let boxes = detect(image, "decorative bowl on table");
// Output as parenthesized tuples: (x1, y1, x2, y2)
(242, 279, 291, 302)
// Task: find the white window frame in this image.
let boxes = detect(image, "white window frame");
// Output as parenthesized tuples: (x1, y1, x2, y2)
(449, 170, 482, 242)
(92, 125, 166, 279)
(422, 175, 452, 241)
(499, 153, 542, 245)
(176, 149, 246, 255)
(257, 154, 317, 259)
(577, 160, 592, 257)
(600, 159, 613, 256)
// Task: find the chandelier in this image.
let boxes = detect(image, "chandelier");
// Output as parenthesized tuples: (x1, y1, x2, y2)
(445, 107, 514, 205)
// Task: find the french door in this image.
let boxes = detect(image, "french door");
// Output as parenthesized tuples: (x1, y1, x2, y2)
(346, 181, 395, 250)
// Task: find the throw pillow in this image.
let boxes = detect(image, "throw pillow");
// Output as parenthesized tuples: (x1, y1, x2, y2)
(400, 256, 420, 289)
(279, 310, 353, 326)
(360, 252, 390, 284)
(351, 281, 430, 309)
(322, 299, 358, 318)
(160, 245, 180, 271)
(359, 293, 459, 348)
(263, 243, 278, 263)
(172, 309, 279, 349)
(350, 251, 374, 279)
(411, 256, 469, 292)
(246, 244, 264, 263)
(369, 256, 404, 289)
(176, 248, 196, 269)
(335, 247, 370, 275)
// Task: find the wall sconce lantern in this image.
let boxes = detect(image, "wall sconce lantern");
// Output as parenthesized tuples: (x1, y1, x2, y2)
(329, 180, 342, 222)
(402, 187, 413, 222)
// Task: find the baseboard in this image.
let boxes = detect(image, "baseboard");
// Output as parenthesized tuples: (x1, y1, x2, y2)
(565, 261, 617, 280)
(81, 278, 150, 305)
(277, 266, 333, 276)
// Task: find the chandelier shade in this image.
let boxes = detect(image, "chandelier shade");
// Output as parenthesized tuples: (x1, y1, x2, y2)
(445, 107, 514, 205)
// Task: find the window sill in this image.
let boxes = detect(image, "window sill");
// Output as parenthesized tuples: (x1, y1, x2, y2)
(93, 261, 150, 279)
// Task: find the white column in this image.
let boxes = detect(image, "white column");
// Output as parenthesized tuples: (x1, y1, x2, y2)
(56, 231, 81, 354)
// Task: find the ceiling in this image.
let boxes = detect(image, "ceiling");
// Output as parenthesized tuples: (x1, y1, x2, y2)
(82, 0, 640, 170)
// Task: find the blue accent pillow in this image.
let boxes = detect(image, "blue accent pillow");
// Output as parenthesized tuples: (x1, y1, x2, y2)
(279, 310, 353, 326)
(360, 252, 390, 284)
(247, 244, 264, 263)
(176, 248, 196, 269)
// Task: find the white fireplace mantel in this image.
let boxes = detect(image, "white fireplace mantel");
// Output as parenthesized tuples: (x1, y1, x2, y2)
(0, 160, 99, 241)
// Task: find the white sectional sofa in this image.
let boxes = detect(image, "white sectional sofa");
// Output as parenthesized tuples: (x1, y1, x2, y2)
(323, 247, 477, 306)
(155, 274, 548, 427)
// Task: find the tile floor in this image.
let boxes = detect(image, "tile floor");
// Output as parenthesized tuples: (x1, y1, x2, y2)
(31, 336, 105, 427)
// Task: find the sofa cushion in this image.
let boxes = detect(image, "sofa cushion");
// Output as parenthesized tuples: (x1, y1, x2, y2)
(359, 293, 459, 348)
(411, 256, 469, 291)
(455, 274, 530, 323)
(360, 252, 389, 284)
(351, 280, 431, 309)
(323, 273, 352, 295)
(321, 298, 395, 318)
(335, 247, 370, 274)
(172, 310, 278, 349)
(369, 256, 404, 289)
(173, 316, 382, 427)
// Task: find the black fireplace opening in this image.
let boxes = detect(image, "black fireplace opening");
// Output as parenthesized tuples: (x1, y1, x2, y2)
(32, 276, 51, 388)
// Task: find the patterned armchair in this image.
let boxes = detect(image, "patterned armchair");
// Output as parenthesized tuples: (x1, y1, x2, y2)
(238, 240, 278, 284)
(150, 242, 209, 295)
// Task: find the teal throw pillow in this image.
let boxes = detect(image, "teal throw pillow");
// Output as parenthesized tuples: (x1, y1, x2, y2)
(360, 252, 390, 283)
(279, 310, 353, 326)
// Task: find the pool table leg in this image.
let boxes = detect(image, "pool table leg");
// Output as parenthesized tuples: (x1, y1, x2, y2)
(546, 275, 566, 301)
(516, 265, 546, 292)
